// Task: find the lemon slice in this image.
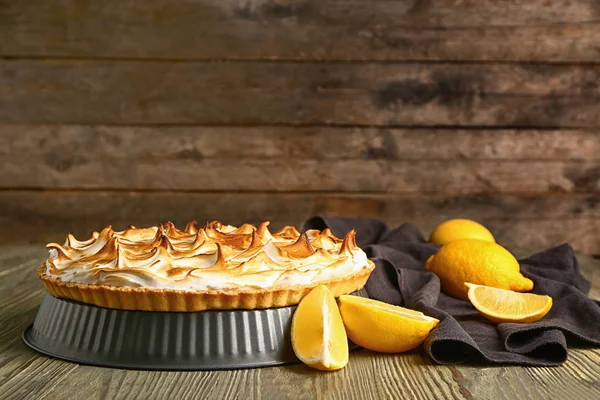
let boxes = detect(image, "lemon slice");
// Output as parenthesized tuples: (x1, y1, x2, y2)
(465, 283, 552, 323)
(291, 285, 349, 371)
(338, 295, 439, 354)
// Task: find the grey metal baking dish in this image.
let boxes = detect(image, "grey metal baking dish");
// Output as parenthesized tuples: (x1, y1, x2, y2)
(23, 289, 365, 370)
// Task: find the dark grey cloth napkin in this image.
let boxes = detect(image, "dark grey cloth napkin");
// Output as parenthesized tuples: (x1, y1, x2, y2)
(303, 216, 600, 366)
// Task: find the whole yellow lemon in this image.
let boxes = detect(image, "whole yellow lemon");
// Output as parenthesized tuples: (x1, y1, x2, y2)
(425, 239, 533, 300)
(429, 219, 495, 245)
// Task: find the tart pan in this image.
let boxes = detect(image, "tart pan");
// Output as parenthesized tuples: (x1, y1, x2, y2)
(23, 290, 365, 370)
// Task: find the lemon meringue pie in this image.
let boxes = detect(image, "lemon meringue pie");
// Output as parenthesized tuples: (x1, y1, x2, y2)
(38, 221, 375, 311)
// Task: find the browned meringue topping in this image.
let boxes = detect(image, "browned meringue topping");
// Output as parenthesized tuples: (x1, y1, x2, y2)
(45, 221, 370, 291)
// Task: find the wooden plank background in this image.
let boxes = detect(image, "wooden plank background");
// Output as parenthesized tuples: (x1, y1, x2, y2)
(0, 0, 599, 254)
(2, 0, 600, 62)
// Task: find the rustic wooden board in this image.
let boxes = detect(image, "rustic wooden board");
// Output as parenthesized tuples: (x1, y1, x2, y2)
(3, 125, 600, 161)
(1, 191, 598, 253)
(491, 219, 600, 256)
(1, 61, 600, 127)
(3, 157, 599, 193)
(0, 245, 598, 399)
(1, 0, 600, 62)
(0, 247, 78, 400)
(2, 125, 599, 192)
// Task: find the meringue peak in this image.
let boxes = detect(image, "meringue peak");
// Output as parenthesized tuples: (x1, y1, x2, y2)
(279, 233, 315, 258)
(45, 221, 369, 291)
(339, 230, 358, 256)
(273, 225, 301, 240)
(185, 220, 199, 234)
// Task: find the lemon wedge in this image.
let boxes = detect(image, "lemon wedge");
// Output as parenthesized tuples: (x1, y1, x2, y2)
(466, 283, 552, 323)
(338, 295, 439, 353)
(291, 285, 349, 371)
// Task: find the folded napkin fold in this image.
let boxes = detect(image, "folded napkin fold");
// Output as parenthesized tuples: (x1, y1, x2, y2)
(303, 216, 600, 366)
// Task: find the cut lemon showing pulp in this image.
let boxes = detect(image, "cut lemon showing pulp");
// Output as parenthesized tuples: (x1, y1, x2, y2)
(465, 283, 552, 323)
(291, 285, 349, 371)
(338, 295, 439, 354)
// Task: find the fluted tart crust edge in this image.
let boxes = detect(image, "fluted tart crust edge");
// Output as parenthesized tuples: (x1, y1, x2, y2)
(37, 260, 375, 312)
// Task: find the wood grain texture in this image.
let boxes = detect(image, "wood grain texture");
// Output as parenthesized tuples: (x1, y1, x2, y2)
(6, 158, 600, 193)
(524, 350, 600, 400)
(0, 246, 599, 399)
(2, 125, 599, 192)
(44, 351, 464, 400)
(1, 0, 600, 62)
(2, 61, 600, 127)
(3, 125, 600, 161)
(445, 350, 600, 400)
(0, 247, 77, 400)
(1, 191, 599, 253)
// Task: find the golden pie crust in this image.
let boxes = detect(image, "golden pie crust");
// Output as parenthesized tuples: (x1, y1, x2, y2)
(37, 261, 374, 312)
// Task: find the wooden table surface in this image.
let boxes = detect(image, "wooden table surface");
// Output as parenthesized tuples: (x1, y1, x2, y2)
(1, 245, 599, 400)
